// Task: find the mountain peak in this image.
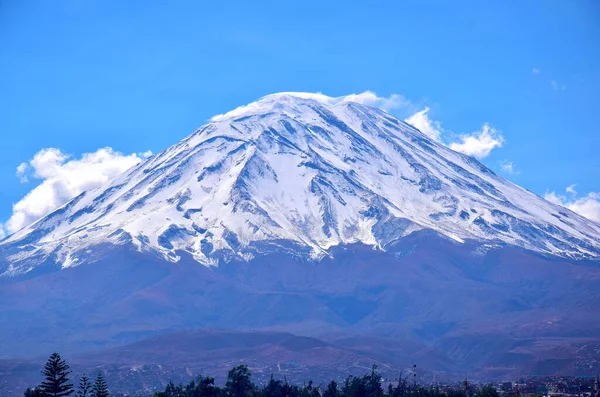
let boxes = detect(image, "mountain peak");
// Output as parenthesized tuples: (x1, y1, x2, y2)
(210, 92, 388, 122)
(1, 93, 599, 276)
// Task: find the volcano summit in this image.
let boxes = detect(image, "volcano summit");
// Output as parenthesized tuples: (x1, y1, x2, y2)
(1, 93, 599, 275)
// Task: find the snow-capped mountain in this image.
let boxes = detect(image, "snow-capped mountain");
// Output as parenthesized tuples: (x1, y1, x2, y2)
(2, 92, 599, 276)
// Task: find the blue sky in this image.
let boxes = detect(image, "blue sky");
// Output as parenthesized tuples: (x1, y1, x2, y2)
(1, 0, 599, 235)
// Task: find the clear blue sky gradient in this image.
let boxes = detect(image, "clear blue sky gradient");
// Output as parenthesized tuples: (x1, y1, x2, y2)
(1, 0, 599, 223)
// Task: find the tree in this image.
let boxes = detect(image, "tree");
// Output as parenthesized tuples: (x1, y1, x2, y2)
(76, 376, 92, 397)
(300, 380, 320, 397)
(24, 388, 45, 397)
(91, 374, 110, 397)
(155, 381, 184, 397)
(364, 366, 383, 397)
(389, 373, 410, 397)
(39, 353, 74, 397)
(323, 381, 338, 397)
(446, 390, 466, 397)
(263, 374, 283, 397)
(474, 386, 498, 397)
(225, 365, 255, 397)
(190, 375, 220, 397)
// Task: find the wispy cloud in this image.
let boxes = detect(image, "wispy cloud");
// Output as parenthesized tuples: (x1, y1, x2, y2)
(499, 160, 519, 175)
(211, 91, 412, 121)
(341, 91, 411, 112)
(551, 80, 566, 91)
(403, 107, 504, 159)
(448, 124, 504, 159)
(532, 68, 540, 74)
(16, 162, 29, 183)
(404, 107, 443, 142)
(545, 186, 600, 223)
(566, 184, 577, 195)
(3, 147, 150, 235)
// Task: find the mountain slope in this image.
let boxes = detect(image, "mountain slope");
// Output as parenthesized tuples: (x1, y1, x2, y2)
(1, 94, 600, 381)
(1, 93, 598, 277)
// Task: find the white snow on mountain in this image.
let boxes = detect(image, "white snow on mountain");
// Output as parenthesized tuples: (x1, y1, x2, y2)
(1, 93, 599, 276)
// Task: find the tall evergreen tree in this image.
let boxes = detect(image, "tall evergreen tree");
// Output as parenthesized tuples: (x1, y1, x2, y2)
(76, 375, 92, 397)
(39, 353, 74, 397)
(91, 374, 110, 397)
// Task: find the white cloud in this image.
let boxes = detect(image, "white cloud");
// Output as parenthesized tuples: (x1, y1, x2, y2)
(567, 193, 600, 222)
(210, 91, 411, 121)
(532, 68, 540, 74)
(341, 91, 410, 111)
(403, 109, 504, 159)
(0, 224, 5, 240)
(16, 162, 29, 183)
(449, 124, 504, 159)
(5, 147, 146, 234)
(404, 107, 443, 142)
(499, 160, 519, 175)
(544, 191, 563, 205)
(544, 187, 600, 223)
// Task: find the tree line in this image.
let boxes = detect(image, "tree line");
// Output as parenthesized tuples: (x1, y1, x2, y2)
(152, 365, 500, 397)
(23, 353, 501, 397)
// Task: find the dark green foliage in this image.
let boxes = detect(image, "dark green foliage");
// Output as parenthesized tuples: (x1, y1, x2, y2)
(77, 376, 92, 397)
(446, 390, 466, 397)
(24, 388, 45, 397)
(153, 382, 186, 397)
(341, 366, 383, 397)
(301, 380, 321, 397)
(39, 353, 74, 397)
(262, 374, 283, 397)
(186, 376, 221, 397)
(26, 355, 501, 397)
(383, 372, 446, 397)
(365, 366, 384, 397)
(225, 365, 255, 397)
(409, 387, 444, 397)
(146, 364, 480, 397)
(388, 374, 410, 397)
(323, 381, 338, 397)
(91, 374, 110, 397)
(474, 386, 498, 397)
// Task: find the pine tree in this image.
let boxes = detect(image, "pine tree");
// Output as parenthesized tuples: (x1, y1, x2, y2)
(76, 375, 92, 397)
(91, 374, 110, 397)
(39, 353, 74, 397)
